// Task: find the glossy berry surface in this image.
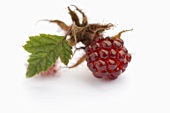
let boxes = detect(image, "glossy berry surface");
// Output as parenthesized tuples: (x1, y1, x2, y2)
(85, 36, 131, 80)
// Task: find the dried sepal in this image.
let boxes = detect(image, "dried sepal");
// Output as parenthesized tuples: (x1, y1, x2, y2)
(70, 5, 88, 26)
(68, 54, 86, 68)
(112, 29, 133, 39)
(49, 20, 70, 31)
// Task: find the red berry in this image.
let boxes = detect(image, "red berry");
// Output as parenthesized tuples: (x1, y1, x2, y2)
(85, 36, 131, 80)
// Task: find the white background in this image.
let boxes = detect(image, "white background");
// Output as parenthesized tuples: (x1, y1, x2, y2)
(0, 0, 170, 113)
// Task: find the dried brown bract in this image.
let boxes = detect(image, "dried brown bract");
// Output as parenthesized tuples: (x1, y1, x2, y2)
(49, 5, 114, 47)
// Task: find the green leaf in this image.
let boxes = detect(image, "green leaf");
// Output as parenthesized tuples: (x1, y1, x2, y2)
(23, 34, 72, 78)
(23, 34, 65, 53)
